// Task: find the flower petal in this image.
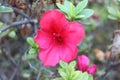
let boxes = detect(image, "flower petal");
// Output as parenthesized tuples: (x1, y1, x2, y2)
(59, 44, 77, 62)
(87, 64, 97, 76)
(77, 55, 89, 72)
(38, 45, 60, 66)
(66, 22, 85, 45)
(40, 10, 67, 30)
(38, 43, 77, 66)
(34, 30, 51, 49)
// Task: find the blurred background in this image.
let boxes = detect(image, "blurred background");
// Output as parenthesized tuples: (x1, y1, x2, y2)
(0, 0, 120, 80)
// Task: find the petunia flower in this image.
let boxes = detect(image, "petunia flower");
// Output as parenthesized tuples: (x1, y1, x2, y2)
(34, 10, 85, 66)
(77, 55, 97, 76)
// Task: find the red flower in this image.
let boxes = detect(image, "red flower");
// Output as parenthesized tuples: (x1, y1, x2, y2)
(77, 55, 97, 76)
(34, 10, 85, 66)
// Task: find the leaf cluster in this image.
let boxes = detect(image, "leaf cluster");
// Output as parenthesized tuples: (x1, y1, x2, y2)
(107, 6, 120, 21)
(53, 61, 93, 80)
(56, 0, 94, 21)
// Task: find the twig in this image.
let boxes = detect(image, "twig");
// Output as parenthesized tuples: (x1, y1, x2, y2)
(13, 7, 30, 19)
(5, 52, 17, 66)
(36, 67, 41, 80)
(110, 61, 120, 67)
(0, 19, 37, 33)
(95, 61, 120, 80)
(24, 48, 38, 71)
(0, 20, 30, 33)
(0, 71, 8, 80)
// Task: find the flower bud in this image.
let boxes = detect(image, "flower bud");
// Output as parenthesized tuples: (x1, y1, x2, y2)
(87, 64, 97, 76)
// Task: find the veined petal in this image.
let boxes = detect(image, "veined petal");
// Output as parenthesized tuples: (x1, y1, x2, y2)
(66, 22, 85, 45)
(34, 30, 51, 49)
(40, 10, 67, 30)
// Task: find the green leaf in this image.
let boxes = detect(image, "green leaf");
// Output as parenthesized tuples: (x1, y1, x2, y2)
(70, 3, 75, 18)
(0, 5, 13, 13)
(77, 73, 84, 80)
(28, 48, 37, 54)
(27, 48, 37, 60)
(59, 61, 68, 69)
(69, 61, 76, 68)
(56, 3, 69, 16)
(76, 72, 89, 80)
(89, 75, 94, 80)
(82, 72, 89, 80)
(26, 37, 38, 48)
(8, 31, 17, 39)
(75, 15, 85, 20)
(52, 78, 63, 80)
(72, 71, 82, 80)
(75, 0, 88, 15)
(80, 9, 94, 19)
(107, 6, 117, 16)
(108, 15, 117, 20)
(117, 12, 120, 20)
(58, 69, 68, 80)
(68, 61, 76, 73)
(64, 0, 70, 11)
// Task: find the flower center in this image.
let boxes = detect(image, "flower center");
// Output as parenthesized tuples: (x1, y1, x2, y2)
(52, 32, 63, 43)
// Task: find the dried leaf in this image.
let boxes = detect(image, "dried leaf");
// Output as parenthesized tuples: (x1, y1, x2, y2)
(94, 48, 105, 61)
(20, 24, 30, 37)
(105, 51, 110, 60)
